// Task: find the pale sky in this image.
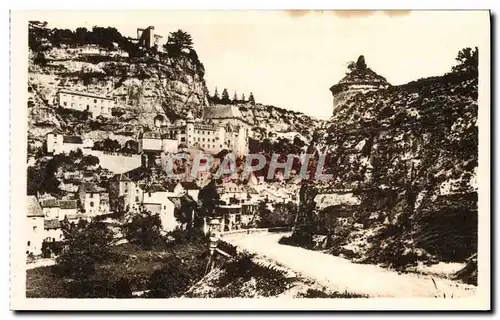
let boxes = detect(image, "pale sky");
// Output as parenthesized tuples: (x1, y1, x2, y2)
(27, 10, 489, 119)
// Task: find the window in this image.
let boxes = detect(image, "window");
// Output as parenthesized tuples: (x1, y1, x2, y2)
(163, 205, 166, 209)
(135, 196, 139, 202)
(89, 201, 95, 207)
(94, 99, 97, 103)
(27, 241, 30, 246)
(90, 193, 93, 198)
(63, 102, 67, 106)
(33, 226, 37, 231)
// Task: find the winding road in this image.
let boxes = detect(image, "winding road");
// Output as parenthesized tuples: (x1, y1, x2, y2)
(222, 231, 476, 298)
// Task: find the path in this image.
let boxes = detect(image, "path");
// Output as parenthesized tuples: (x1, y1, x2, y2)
(222, 232, 476, 298)
(26, 258, 56, 270)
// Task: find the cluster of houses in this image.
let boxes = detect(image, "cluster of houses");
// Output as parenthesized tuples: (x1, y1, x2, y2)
(26, 181, 109, 256)
(26, 166, 267, 258)
(139, 106, 250, 156)
(48, 90, 250, 159)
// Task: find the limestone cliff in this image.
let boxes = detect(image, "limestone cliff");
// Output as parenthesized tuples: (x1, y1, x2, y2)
(296, 53, 478, 268)
(27, 23, 322, 153)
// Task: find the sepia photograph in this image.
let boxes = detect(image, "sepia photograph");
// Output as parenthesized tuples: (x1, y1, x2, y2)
(9, 9, 490, 311)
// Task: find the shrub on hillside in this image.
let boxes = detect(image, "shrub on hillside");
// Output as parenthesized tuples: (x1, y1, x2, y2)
(216, 253, 293, 297)
(123, 210, 164, 250)
(56, 221, 115, 280)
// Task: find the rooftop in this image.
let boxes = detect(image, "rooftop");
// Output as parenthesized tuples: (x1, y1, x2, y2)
(79, 182, 105, 193)
(180, 181, 200, 190)
(27, 196, 44, 217)
(44, 219, 61, 230)
(63, 135, 83, 144)
(330, 56, 391, 94)
(58, 200, 77, 210)
(40, 198, 59, 208)
(203, 105, 248, 123)
(58, 89, 114, 101)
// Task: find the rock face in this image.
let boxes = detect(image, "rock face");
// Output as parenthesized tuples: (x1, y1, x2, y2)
(237, 103, 323, 141)
(28, 47, 208, 137)
(27, 24, 322, 152)
(297, 58, 478, 267)
(329, 55, 391, 113)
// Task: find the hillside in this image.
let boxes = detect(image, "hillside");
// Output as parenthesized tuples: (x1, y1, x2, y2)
(27, 23, 322, 154)
(292, 52, 478, 276)
(238, 103, 323, 141)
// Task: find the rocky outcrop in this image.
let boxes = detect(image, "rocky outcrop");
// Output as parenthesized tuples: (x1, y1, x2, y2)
(27, 24, 323, 153)
(237, 103, 323, 141)
(329, 55, 391, 113)
(295, 55, 478, 267)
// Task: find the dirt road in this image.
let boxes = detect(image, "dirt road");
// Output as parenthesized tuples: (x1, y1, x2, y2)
(222, 232, 476, 298)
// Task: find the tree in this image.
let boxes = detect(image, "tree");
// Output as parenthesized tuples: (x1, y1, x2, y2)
(452, 47, 478, 74)
(356, 55, 367, 70)
(221, 88, 231, 105)
(79, 155, 100, 169)
(198, 180, 220, 220)
(123, 209, 163, 250)
(173, 196, 198, 229)
(248, 92, 255, 105)
(74, 27, 88, 45)
(232, 91, 238, 104)
(164, 29, 193, 56)
(56, 221, 114, 280)
(212, 87, 220, 104)
(241, 93, 246, 102)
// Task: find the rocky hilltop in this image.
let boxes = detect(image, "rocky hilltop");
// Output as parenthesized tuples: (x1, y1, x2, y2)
(27, 22, 322, 153)
(329, 55, 391, 113)
(292, 51, 478, 279)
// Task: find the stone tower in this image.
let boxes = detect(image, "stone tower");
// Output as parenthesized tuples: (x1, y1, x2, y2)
(329, 55, 391, 113)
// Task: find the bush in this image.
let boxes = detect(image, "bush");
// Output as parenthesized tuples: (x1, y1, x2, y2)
(217, 253, 293, 297)
(56, 221, 115, 280)
(165, 228, 208, 246)
(123, 210, 163, 250)
(64, 277, 132, 298)
(41, 241, 64, 258)
(296, 288, 366, 298)
(146, 258, 191, 298)
(278, 234, 314, 249)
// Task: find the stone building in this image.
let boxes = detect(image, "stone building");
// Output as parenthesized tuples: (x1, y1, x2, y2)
(132, 26, 163, 49)
(145, 106, 250, 156)
(46, 131, 83, 155)
(329, 56, 391, 113)
(55, 89, 114, 118)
